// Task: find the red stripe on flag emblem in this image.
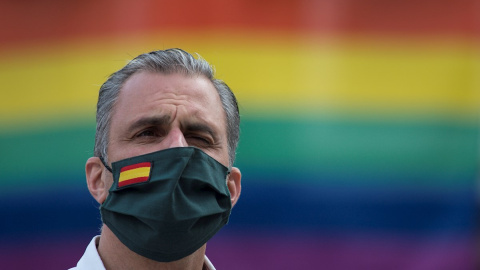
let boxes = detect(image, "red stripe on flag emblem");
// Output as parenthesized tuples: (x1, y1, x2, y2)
(120, 162, 151, 172)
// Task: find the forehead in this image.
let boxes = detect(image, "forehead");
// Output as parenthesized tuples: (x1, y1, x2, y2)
(112, 71, 226, 129)
(120, 71, 218, 103)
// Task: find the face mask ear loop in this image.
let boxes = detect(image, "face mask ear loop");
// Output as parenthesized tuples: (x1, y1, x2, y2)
(99, 156, 113, 173)
(226, 167, 231, 180)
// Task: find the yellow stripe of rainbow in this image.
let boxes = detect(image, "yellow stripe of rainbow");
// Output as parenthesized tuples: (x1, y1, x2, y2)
(1, 35, 478, 128)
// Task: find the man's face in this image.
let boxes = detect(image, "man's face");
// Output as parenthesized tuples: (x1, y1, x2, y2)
(105, 71, 229, 188)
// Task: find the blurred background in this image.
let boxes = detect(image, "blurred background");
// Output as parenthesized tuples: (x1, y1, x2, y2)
(0, 0, 479, 269)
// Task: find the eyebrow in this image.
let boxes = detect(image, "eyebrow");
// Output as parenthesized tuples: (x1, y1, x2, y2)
(127, 115, 171, 133)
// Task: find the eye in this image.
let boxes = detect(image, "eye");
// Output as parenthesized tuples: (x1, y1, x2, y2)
(136, 128, 157, 138)
(186, 134, 212, 146)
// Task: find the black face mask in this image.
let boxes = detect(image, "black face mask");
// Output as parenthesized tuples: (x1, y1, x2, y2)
(100, 147, 232, 262)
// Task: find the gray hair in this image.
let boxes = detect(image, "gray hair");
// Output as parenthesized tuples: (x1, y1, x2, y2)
(94, 49, 240, 166)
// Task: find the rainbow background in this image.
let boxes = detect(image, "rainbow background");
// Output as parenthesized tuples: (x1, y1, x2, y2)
(1, 1, 479, 269)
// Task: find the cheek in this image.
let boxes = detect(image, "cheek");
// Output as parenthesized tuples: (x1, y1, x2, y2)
(102, 169, 115, 191)
(216, 139, 230, 167)
(108, 147, 143, 166)
(217, 148, 232, 168)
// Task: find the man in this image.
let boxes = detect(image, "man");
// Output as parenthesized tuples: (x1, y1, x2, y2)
(70, 49, 242, 270)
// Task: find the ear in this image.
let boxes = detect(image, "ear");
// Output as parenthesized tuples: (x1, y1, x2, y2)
(86, 157, 109, 204)
(227, 167, 242, 207)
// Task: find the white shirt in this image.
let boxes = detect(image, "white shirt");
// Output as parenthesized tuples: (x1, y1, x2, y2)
(69, 236, 216, 270)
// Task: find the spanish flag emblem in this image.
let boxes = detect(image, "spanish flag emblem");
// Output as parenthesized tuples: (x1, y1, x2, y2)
(118, 162, 152, 188)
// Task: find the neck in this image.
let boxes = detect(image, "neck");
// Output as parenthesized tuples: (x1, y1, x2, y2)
(97, 225, 206, 270)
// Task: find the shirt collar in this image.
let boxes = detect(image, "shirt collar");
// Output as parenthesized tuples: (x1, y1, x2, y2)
(74, 236, 216, 270)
